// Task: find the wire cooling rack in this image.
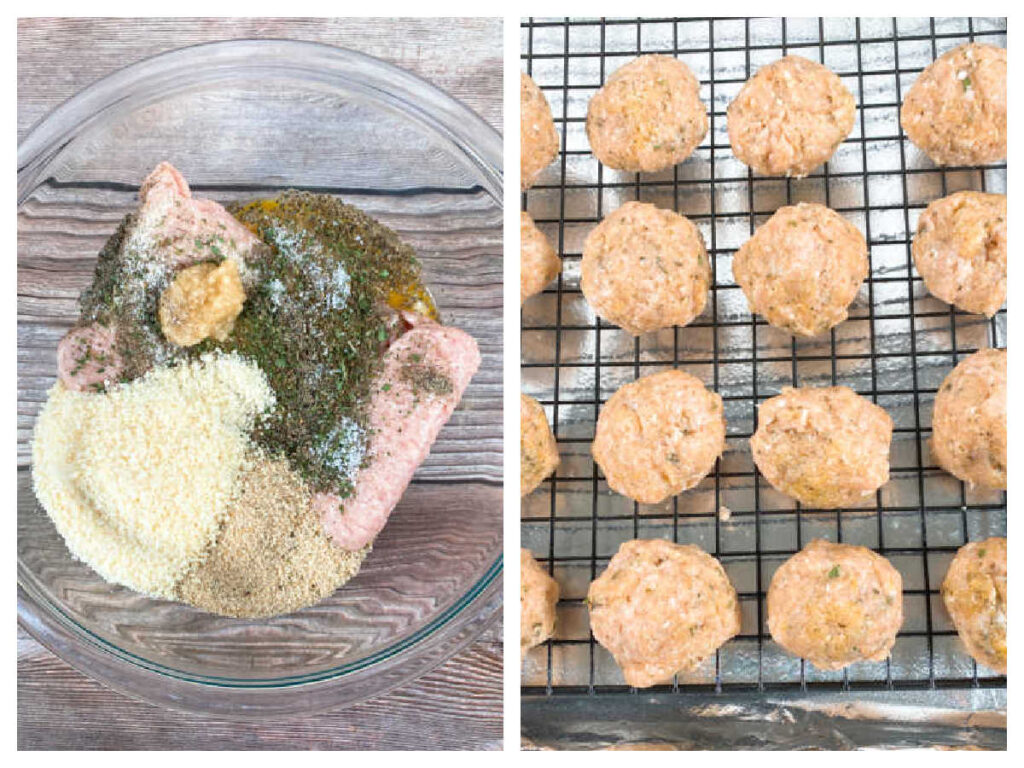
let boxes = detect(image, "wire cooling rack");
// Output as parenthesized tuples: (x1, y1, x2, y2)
(520, 17, 1007, 699)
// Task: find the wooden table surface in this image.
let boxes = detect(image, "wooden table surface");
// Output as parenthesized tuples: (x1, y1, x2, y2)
(17, 17, 503, 751)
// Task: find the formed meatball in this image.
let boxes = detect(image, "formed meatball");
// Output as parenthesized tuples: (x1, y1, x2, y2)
(581, 201, 709, 336)
(588, 539, 740, 688)
(768, 539, 903, 670)
(521, 393, 560, 497)
(521, 72, 559, 191)
(901, 43, 1006, 166)
(941, 537, 1007, 674)
(521, 548, 560, 654)
(733, 203, 868, 336)
(912, 191, 1006, 317)
(930, 348, 1006, 490)
(592, 370, 725, 505)
(520, 212, 561, 304)
(586, 54, 708, 173)
(727, 55, 855, 177)
(751, 386, 893, 508)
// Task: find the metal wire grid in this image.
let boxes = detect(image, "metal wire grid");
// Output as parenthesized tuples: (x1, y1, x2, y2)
(520, 17, 1007, 695)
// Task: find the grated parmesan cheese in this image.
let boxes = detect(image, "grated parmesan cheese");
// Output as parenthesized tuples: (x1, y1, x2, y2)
(31, 352, 274, 598)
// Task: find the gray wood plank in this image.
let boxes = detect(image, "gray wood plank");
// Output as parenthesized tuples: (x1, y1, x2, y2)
(18, 17, 504, 750)
(18, 624, 503, 751)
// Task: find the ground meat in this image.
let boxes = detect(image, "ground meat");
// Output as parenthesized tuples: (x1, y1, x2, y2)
(592, 370, 725, 505)
(581, 201, 709, 336)
(727, 55, 855, 177)
(520, 212, 561, 304)
(315, 312, 480, 550)
(751, 386, 893, 508)
(135, 162, 266, 272)
(69, 162, 269, 384)
(941, 537, 1006, 674)
(732, 202, 868, 336)
(521, 72, 560, 191)
(56, 323, 124, 392)
(901, 43, 1006, 166)
(521, 393, 559, 497)
(521, 548, 559, 654)
(588, 539, 740, 687)
(912, 191, 1006, 317)
(930, 348, 1006, 490)
(586, 54, 708, 173)
(768, 539, 903, 670)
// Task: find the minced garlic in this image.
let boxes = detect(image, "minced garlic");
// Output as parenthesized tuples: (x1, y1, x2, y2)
(158, 259, 246, 347)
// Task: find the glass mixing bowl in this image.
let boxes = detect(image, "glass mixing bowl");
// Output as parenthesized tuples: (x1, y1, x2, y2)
(17, 39, 503, 718)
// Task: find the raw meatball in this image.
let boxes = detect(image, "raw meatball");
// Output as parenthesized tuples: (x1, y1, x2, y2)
(930, 348, 1006, 490)
(768, 539, 903, 670)
(941, 537, 1007, 674)
(727, 56, 855, 177)
(581, 201, 709, 336)
(586, 54, 708, 173)
(912, 191, 1006, 317)
(521, 72, 559, 191)
(521, 393, 559, 497)
(521, 548, 560, 654)
(520, 212, 561, 304)
(733, 203, 868, 336)
(592, 370, 725, 505)
(588, 539, 740, 688)
(901, 43, 1006, 166)
(751, 386, 893, 508)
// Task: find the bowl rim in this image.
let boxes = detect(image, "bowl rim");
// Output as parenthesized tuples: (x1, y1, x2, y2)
(17, 37, 503, 717)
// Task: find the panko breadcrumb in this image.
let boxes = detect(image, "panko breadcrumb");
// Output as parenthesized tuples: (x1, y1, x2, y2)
(176, 455, 367, 618)
(31, 353, 274, 599)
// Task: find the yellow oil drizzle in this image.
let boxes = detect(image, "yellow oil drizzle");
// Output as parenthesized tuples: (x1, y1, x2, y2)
(236, 198, 439, 321)
(389, 283, 439, 322)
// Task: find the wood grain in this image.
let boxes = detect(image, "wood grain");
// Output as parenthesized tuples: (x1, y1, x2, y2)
(17, 17, 502, 140)
(18, 17, 504, 751)
(19, 624, 502, 751)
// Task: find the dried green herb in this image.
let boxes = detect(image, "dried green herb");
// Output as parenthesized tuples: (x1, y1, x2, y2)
(220, 192, 424, 494)
(74, 189, 427, 497)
